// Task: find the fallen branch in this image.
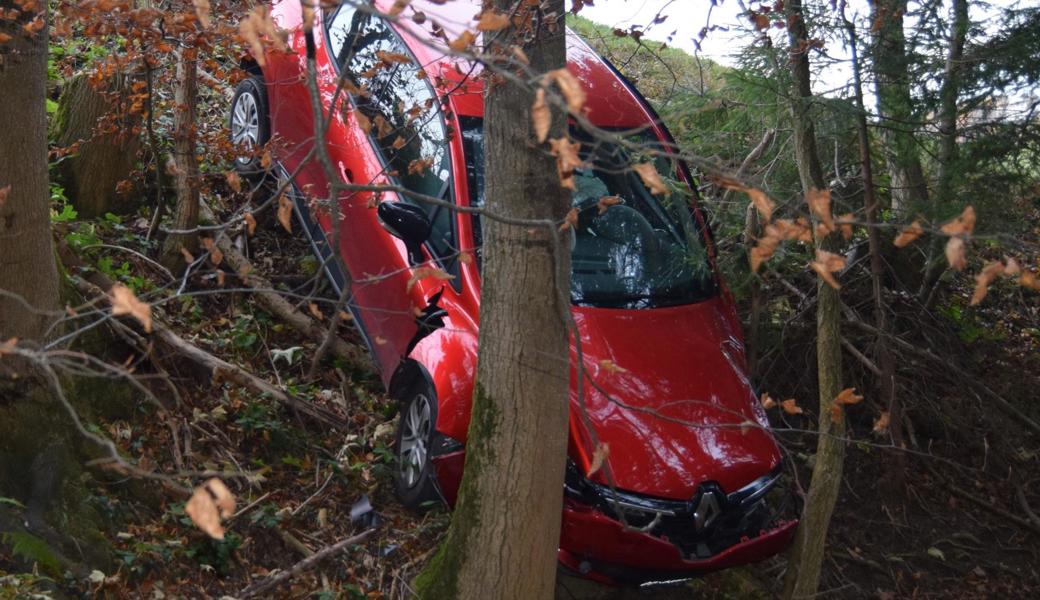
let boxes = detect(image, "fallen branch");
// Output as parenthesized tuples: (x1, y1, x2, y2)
(1016, 484, 1040, 532)
(59, 243, 351, 431)
(153, 325, 351, 430)
(198, 202, 375, 373)
(238, 528, 376, 598)
(946, 483, 1040, 537)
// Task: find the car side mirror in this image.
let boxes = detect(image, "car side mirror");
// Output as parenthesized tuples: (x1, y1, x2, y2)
(377, 201, 431, 266)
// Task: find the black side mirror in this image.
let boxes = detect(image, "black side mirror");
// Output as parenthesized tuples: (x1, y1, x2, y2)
(377, 201, 431, 266)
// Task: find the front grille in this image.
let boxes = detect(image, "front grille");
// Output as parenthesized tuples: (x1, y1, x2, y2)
(564, 462, 781, 559)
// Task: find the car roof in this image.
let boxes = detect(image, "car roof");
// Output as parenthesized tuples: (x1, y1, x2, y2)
(374, 0, 652, 127)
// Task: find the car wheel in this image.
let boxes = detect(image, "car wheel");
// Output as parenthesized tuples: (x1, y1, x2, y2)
(393, 387, 442, 511)
(228, 75, 270, 179)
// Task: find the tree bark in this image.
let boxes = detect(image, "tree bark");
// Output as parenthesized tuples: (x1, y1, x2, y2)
(0, 2, 61, 344)
(869, 0, 930, 215)
(51, 71, 142, 218)
(919, 0, 970, 305)
(413, 2, 571, 598)
(781, 1, 845, 598)
(160, 46, 201, 271)
(845, 7, 904, 488)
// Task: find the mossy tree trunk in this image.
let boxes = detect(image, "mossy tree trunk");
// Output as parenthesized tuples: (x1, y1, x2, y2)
(51, 71, 142, 218)
(0, 1, 109, 574)
(781, 1, 846, 598)
(413, 2, 571, 598)
(160, 46, 200, 271)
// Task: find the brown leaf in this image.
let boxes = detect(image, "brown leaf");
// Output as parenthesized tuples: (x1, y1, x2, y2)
(834, 388, 864, 405)
(180, 245, 195, 264)
(109, 284, 152, 333)
(810, 249, 847, 290)
(260, 152, 272, 171)
(193, 0, 211, 29)
(308, 302, 324, 320)
(587, 443, 610, 477)
(597, 196, 621, 214)
(599, 359, 628, 374)
(781, 399, 803, 415)
(459, 250, 473, 265)
(277, 193, 293, 233)
(806, 188, 835, 233)
(1004, 257, 1021, 276)
(0, 185, 9, 209)
(545, 68, 587, 114)
(225, 171, 242, 193)
(374, 115, 394, 138)
(407, 266, 455, 292)
(970, 260, 1005, 306)
(945, 236, 967, 271)
(1019, 270, 1040, 291)
(337, 310, 353, 322)
(633, 162, 668, 195)
(829, 402, 844, 424)
(184, 478, 235, 540)
(560, 207, 579, 231)
(767, 218, 812, 244)
(893, 219, 924, 248)
(531, 87, 550, 143)
(872, 411, 891, 435)
(355, 110, 372, 134)
(201, 238, 223, 267)
(549, 137, 584, 191)
(391, 136, 407, 150)
(448, 30, 476, 53)
(0, 337, 17, 357)
(243, 212, 257, 236)
(476, 10, 511, 31)
(760, 393, 777, 410)
(750, 234, 780, 273)
(746, 188, 775, 222)
(940, 205, 976, 237)
(837, 213, 854, 241)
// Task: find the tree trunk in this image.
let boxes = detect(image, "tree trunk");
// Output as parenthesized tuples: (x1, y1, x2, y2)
(845, 8, 904, 487)
(869, 0, 929, 216)
(919, 0, 970, 306)
(160, 46, 200, 271)
(0, 2, 110, 574)
(51, 71, 142, 218)
(781, 1, 845, 598)
(413, 2, 571, 598)
(0, 3, 61, 344)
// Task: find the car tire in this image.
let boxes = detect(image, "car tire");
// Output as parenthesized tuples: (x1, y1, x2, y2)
(228, 75, 271, 180)
(393, 386, 442, 511)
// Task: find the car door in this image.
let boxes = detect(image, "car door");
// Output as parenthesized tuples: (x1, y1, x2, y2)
(319, 5, 461, 381)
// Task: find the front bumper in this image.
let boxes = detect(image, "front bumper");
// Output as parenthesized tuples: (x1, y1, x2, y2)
(558, 500, 797, 585)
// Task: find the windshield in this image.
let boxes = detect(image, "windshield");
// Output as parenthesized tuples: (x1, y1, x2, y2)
(460, 118, 717, 309)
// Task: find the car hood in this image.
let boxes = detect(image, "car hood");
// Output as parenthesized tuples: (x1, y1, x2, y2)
(569, 297, 780, 500)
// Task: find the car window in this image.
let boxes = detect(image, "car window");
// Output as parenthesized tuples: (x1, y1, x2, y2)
(460, 116, 717, 309)
(325, 6, 457, 270)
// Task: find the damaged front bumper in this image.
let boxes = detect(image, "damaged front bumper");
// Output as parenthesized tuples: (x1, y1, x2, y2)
(559, 462, 797, 584)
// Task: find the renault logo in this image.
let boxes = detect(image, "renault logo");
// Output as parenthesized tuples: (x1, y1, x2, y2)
(693, 490, 722, 530)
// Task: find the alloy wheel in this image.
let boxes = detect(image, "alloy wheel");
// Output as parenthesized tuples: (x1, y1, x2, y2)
(230, 90, 260, 163)
(399, 393, 432, 489)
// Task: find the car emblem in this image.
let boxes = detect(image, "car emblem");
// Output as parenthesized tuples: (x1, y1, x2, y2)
(693, 490, 722, 530)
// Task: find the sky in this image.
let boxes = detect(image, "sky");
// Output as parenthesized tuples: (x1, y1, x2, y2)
(575, 0, 1032, 104)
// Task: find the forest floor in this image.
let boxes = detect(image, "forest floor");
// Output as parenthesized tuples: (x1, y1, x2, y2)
(2, 175, 1039, 599)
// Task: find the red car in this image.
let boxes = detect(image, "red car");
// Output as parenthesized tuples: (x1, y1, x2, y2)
(229, 0, 796, 584)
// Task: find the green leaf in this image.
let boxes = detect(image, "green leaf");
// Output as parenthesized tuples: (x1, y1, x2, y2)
(2, 531, 62, 575)
(0, 496, 26, 508)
